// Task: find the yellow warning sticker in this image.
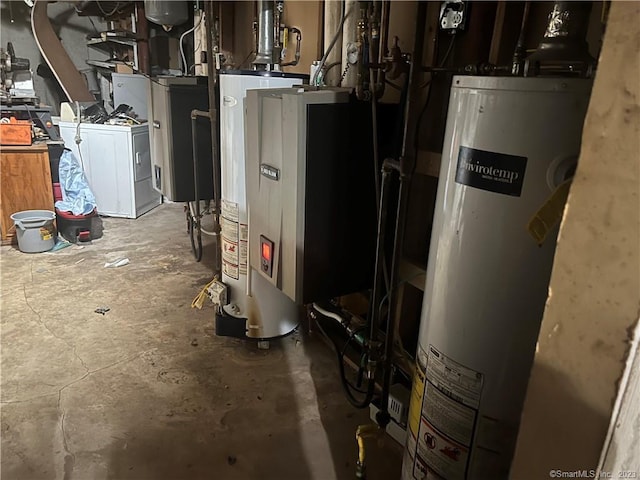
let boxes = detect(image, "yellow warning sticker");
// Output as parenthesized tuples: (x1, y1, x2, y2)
(408, 348, 427, 437)
(527, 178, 572, 245)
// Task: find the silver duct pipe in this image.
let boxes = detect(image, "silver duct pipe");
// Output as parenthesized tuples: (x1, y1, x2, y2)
(542, 0, 591, 39)
(524, 0, 595, 77)
(254, 0, 275, 67)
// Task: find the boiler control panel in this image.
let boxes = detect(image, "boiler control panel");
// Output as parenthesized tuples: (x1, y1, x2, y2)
(260, 235, 274, 277)
(244, 87, 376, 305)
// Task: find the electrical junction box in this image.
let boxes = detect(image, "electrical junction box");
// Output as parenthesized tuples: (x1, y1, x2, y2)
(369, 383, 410, 446)
(244, 87, 377, 305)
(206, 279, 228, 307)
(389, 383, 410, 425)
(439, 1, 467, 33)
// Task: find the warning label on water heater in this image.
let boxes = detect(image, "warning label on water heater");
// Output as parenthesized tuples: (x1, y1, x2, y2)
(221, 200, 240, 280)
(410, 345, 484, 480)
(425, 345, 483, 410)
(455, 146, 527, 197)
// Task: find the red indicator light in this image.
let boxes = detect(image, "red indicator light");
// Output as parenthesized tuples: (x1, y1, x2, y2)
(262, 242, 271, 261)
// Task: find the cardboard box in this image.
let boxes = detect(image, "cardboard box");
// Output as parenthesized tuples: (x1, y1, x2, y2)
(114, 63, 134, 74)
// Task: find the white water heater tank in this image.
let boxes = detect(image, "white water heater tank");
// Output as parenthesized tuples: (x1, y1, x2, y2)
(402, 76, 592, 480)
(218, 71, 307, 339)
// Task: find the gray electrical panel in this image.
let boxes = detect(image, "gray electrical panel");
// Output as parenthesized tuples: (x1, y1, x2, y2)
(245, 87, 377, 304)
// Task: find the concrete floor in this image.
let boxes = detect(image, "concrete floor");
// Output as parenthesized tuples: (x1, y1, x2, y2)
(0, 203, 402, 480)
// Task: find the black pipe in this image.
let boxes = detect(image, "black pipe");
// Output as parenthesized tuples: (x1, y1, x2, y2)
(379, 0, 390, 67)
(190, 109, 211, 262)
(512, 1, 531, 76)
(368, 1, 383, 99)
(421, 65, 464, 73)
(355, 1, 370, 100)
(311, 306, 375, 409)
(367, 166, 392, 354)
(377, 161, 408, 423)
(376, 0, 428, 429)
(205, 1, 222, 277)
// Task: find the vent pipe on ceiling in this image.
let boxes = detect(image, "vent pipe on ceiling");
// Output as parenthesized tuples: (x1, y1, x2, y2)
(524, 1, 596, 77)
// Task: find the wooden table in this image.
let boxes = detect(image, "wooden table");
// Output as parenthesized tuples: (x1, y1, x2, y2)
(0, 143, 54, 245)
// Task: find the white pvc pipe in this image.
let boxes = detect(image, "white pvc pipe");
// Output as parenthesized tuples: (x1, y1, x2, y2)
(312, 303, 346, 327)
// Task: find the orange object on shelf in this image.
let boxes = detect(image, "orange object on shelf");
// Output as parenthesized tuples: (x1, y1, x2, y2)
(0, 117, 33, 146)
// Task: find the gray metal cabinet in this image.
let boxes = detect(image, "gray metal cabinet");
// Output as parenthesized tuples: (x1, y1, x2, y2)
(147, 76, 213, 202)
(112, 73, 149, 120)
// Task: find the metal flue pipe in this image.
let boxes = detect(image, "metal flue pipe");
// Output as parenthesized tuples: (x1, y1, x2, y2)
(254, 0, 275, 67)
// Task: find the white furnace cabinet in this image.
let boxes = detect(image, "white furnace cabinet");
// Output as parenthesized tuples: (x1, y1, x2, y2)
(59, 122, 161, 218)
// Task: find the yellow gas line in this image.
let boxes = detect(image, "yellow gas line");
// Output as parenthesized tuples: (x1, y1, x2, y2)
(355, 424, 380, 479)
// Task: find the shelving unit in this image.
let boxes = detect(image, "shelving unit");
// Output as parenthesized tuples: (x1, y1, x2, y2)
(87, 32, 139, 71)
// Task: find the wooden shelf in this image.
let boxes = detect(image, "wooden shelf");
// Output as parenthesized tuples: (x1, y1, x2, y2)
(87, 31, 139, 70)
(0, 143, 48, 153)
(399, 258, 427, 291)
(87, 36, 137, 51)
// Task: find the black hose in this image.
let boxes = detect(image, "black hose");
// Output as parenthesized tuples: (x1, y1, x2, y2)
(191, 115, 202, 263)
(312, 0, 347, 86)
(345, 328, 368, 390)
(341, 325, 367, 357)
(188, 214, 203, 262)
(190, 110, 211, 263)
(314, 312, 375, 409)
(324, 61, 342, 75)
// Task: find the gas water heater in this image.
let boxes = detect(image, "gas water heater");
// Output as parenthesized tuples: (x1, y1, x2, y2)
(402, 76, 592, 479)
(216, 71, 307, 339)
